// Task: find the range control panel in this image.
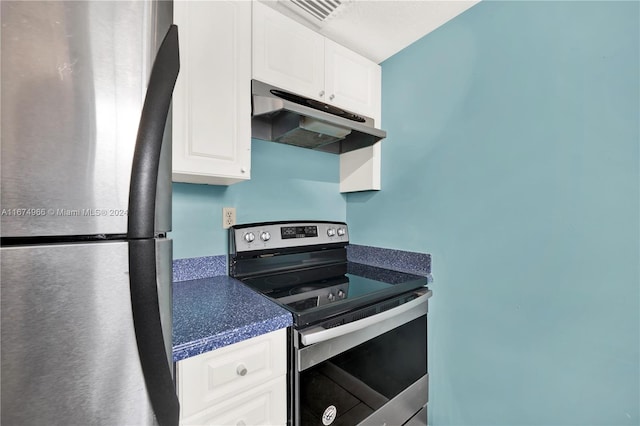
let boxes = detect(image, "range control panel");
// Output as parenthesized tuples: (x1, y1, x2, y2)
(230, 221, 348, 253)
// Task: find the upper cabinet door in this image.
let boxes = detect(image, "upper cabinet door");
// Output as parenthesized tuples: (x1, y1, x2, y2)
(324, 39, 382, 125)
(252, 2, 325, 101)
(172, 1, 251, 185)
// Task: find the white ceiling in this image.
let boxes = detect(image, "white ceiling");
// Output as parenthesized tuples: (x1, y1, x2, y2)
(261, 0, 480, 64)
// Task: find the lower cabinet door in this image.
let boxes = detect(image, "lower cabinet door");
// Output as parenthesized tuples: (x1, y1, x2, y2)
(180, 375, 287, 426)
(177, 329, 287, 418)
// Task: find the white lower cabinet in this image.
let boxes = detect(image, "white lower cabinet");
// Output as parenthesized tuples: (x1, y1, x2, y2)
(180, 376, 286, 426)
(177, 329, 287, 426)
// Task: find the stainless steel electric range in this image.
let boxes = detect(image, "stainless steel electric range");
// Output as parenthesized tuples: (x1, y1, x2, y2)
(229, 221, 432, 426)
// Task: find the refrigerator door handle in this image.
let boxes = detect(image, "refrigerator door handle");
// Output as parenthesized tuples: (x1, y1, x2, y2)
(128, 24, 180, 240)
(129, 239, 179, 426)
(128, 25, 180, 426)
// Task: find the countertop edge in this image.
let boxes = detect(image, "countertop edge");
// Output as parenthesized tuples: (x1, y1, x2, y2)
(173, 312, 292, 362)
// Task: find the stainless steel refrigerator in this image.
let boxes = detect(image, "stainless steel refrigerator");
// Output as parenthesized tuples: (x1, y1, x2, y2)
(1, 2, 180, 425)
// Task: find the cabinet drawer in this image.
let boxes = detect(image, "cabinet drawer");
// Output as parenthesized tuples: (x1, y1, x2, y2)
(178, 329, 287, 419)
(180, 375, 287, 426)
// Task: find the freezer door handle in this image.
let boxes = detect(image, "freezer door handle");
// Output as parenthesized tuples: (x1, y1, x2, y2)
(128, 25, 180, 426)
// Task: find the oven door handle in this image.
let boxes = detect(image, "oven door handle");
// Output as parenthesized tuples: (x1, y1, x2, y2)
(299, 289, 431, 346)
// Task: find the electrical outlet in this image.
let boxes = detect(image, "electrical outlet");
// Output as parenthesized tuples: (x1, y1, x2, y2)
(222, 207, 236, 229)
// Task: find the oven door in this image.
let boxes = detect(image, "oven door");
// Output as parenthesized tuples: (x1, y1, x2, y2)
(293, 289, 431, 426)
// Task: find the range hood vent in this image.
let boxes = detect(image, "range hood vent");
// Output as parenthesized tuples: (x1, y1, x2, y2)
(251, 80, 386, 154)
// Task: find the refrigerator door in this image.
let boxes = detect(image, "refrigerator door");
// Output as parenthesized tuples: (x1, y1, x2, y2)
(0, 239, 173, 425)
(0, 0, 172, 238)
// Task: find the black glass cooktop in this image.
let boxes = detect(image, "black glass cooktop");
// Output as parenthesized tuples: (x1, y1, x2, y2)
(240, 263, 427, 328)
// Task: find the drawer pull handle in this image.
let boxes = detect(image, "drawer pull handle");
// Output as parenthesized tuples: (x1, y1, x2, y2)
(236, 364, 248, 376)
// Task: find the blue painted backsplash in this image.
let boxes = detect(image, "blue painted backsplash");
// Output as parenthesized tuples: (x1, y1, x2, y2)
(171, 139, 346, 259)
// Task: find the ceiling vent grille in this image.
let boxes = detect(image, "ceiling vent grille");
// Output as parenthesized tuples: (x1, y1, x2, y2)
(289, 0, 344, 22)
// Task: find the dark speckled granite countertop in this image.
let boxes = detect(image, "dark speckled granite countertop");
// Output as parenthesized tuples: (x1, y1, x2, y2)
(171, 244, 431, 362)
(172, 276, 292, 362)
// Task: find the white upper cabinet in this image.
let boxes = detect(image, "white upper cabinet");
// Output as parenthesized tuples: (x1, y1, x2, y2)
(252, 2, 325, 101)
(172, 1, 252, 185)
(340, 142, 381, 192)
(252, 1, 381, 124)
(324, 39, 382, 124)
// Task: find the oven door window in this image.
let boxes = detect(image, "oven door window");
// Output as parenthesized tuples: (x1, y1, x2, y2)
(299, 315, 427, 425)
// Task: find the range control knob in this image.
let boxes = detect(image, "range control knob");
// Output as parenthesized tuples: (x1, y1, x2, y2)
(260, 231, 271, 242)
(244, 232, 255, 243)
(327, 292, 335, 301)
(337, 290, 345, 299)
(327, 228, 336, 237)
(337, 227, 346, 236)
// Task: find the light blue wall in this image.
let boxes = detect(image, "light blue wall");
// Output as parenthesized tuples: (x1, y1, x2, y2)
(347, 1, 639, 425)
(171, 139, 346, 258)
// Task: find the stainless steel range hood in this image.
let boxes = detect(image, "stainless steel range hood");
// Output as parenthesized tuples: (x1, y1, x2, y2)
(251, 80, 386, 154)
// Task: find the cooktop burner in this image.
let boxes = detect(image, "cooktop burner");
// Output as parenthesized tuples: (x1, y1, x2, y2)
(264, 274, 302, 287)
(289, 285, 329, 295)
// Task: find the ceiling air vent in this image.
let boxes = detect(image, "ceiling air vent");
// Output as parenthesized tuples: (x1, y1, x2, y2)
(289, 0, 344, 23)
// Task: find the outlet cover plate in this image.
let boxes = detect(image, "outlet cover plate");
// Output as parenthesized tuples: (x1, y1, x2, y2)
(222, 207, 236, 229)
